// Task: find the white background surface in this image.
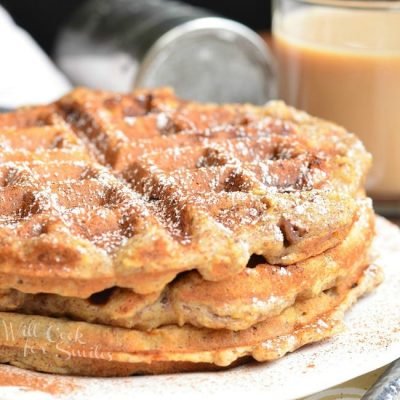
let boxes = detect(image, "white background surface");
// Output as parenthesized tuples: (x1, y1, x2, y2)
(0, 6, 71, 109)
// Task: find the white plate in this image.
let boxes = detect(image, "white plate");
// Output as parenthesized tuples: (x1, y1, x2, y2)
(0, 216, 399, 400)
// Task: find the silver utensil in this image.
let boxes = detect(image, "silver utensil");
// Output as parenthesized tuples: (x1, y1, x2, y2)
(362, 359, 400, 400)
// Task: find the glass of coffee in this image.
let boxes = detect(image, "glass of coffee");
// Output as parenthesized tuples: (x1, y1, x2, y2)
(273, 0, 400, 216)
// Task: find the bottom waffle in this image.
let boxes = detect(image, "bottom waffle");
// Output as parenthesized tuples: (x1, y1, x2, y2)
(0, 263, 382, 376)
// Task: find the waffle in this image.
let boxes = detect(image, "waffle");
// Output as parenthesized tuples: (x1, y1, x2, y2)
(0, 197, 374, 331)
(0, 88, 378, 376)
(0, 263, 382, 376)
(0, 88, 370, 298)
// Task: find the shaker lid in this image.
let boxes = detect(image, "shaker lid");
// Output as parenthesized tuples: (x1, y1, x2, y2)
(134, 17, 275, 104)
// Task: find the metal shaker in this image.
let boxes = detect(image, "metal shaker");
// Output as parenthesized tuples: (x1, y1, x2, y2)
(55, 0, 275, 104)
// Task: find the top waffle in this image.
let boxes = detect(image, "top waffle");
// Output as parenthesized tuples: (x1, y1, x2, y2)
(0, 88, 371, 298)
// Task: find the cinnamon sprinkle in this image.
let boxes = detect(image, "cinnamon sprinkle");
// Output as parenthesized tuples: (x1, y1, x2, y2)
(0, 366, 77, 395)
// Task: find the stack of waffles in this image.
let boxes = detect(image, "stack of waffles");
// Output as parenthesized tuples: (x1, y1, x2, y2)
(0, 88, 381, 376)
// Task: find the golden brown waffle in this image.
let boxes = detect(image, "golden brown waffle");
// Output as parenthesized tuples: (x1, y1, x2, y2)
(0, 88, 370, 298)
(0, 88, 379, 377)
(0, 197, 374, 331)
(0, 263, 382, 376)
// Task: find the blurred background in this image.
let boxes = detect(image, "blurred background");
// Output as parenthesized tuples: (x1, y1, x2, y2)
(0, 0, 274, 107)
(1, 0, 272, 55)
